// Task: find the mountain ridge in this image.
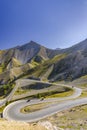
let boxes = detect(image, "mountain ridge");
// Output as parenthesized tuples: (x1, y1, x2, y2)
(0, 39, 87, 83)
(0, 41, 61, 65)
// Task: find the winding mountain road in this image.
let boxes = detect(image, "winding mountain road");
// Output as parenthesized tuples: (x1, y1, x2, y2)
(1, 79, 84, 122)
(3, 97, 87, 122)
(0, 81, 19, 107)
(0, 79, 81, 106)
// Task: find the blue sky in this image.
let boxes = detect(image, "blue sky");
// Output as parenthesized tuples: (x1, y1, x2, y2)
(0, 0, 87, 49)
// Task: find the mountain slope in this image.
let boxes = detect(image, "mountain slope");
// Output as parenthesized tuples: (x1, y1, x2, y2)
(0, 41, 60, 66)
(60, 38, 87, 54)
(0, 39, 87, 83)
(24, 39, 87, 82)
(0, 41, 60, 83)
(49, 40, 87, 81)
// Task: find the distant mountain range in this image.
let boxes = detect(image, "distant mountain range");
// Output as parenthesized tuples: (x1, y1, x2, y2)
(0, 39, 87, 83)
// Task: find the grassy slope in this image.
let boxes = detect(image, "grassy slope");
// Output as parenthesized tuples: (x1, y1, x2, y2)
(0, 67, 3, 73)
(11, 58, 22, 67)
(45, 104, 87, 130)
(0, 53, 67, 83)
(20, 87, 73, 114)
(21, 102, 50, 114)
(0, 120, 46, 130)
(0, 50, 6, 73)
(24, 54, 67, 79)
(46, 89, 73, 98)
(67, 75, 87, 97)
(72, 75, 87, 88)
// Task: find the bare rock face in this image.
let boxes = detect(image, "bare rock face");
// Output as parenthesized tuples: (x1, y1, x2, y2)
(0, 41, 60, 65)
(1, 39, 87, 83)
(38, 121, 64, 130)
(0, 41, 40, 64)
(48, 39, 87, 81)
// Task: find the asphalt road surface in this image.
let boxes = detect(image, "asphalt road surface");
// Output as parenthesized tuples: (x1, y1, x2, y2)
(2, 79, 83, 122)
(3, 97, 87, 122)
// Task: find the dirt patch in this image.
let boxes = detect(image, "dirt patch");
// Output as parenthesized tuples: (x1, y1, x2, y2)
(0, 120, 46, 130)
(42, 105, 87, 130)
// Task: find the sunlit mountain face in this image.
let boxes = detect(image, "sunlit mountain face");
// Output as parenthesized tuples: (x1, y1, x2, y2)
(0, 39, 87, 84)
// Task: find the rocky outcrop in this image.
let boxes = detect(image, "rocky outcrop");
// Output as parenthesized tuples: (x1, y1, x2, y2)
(1, 39, 87, 83)
(38, 121, 64, 130)
(0, 41, 60, 65)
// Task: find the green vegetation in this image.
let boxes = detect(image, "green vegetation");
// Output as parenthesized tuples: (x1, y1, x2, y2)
(80, 75, 87, 79)
(46, 90, 73, 98)
(0, 67, 3, 73)
(5, 101, 9, 106)
(11, 58, 22, 67)
(20, 54, 67, 79)
(0, 101, 10, 113)
(80, 90, 87, 97)
(20, 87, 73, 114)
(33, 55, 44, 63)
(14, 84, 73, 100)
(36, 93, 42, 98)
(72, 75, 87, 88)
(15, 89, 29, 95)
(0, 63, 6, 73)
(0, 83, 15, 97)
(21, 102, 49, 114)
(30, 60, 39, 67)
(47, 54, 67, 64)
(80, 83, 87, 88)
(33, 54, 67, 77)
(13, 84, 73, 101)
(30, 87, 73, 99)
(0, 106, 5, 113)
